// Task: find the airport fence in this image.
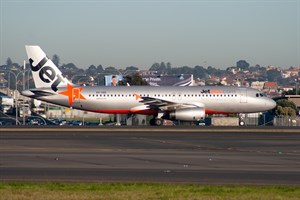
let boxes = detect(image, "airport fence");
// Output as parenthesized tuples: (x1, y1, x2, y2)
(273, 116, 300, 126)
(243, 115, 300, 126)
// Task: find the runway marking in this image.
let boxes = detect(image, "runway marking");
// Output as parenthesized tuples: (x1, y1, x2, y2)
(1, 127, 300, 133)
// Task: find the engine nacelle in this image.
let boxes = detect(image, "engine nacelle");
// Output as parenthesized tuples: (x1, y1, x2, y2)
(168, 108, 205, 121)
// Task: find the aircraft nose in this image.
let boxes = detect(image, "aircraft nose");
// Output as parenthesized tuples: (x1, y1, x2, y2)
(265, 99, 276, 110)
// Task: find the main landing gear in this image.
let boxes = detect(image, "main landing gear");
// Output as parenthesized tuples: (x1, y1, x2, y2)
(150, 115, 163, 126)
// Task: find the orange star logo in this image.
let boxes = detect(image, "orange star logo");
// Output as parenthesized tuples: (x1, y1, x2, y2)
(134, 93, 141, 100)
(59, 84, 86, 107)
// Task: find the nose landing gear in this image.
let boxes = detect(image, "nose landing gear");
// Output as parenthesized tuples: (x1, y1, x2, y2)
(238, 113, 246, 126)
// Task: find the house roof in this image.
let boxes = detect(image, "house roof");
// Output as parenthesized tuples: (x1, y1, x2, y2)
(264, 82, 277, 88)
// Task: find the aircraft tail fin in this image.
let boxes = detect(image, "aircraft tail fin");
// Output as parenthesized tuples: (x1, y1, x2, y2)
(25, 45, 71, 92)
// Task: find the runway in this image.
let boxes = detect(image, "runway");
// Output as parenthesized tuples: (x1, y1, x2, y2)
(1, 127, 300, 185)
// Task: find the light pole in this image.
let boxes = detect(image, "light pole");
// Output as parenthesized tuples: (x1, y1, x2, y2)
(15, 71, 24, 91)
(15, 91, 18, 125)
(23, 60, 26, 91)
(8, 69, 30, 91)
(295, 79, 298, 95)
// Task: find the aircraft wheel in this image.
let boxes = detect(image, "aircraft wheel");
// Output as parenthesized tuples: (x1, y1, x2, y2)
(155, 118, 163, 126)
(149, 118, 156, 126)
(239, 120, 245, 126)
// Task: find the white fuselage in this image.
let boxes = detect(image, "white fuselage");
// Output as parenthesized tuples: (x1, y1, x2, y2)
(23, 85, 276, 115)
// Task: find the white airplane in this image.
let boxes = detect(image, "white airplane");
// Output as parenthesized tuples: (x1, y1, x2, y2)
(21, 46, 276, 125)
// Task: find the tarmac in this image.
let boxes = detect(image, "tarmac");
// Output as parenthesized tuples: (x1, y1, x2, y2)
(0, 126, 299, 185)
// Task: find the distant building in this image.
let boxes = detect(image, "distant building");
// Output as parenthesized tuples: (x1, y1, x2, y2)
(0, 74, 7, 88)
(221, 75, 236, 86)
(266, 66, 282, 71)
(138, 70, 158, 76)
(282, 67, 300, 78)
(251, 81, 265, 90)
(263, 82, 278, 93)
(281, 85, 294, 92)
(226, 67, 240, 74)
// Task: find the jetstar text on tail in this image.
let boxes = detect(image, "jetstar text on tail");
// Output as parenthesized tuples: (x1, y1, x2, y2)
(29, 57, 65, 92)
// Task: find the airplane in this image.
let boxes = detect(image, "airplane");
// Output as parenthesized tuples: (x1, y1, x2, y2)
(21, 45, 277, 126)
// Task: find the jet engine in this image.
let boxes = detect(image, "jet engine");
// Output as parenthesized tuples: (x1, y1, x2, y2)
(167, 108, 205, 121)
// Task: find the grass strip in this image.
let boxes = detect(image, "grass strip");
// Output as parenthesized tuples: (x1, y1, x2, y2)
(0, 182, 299, 200)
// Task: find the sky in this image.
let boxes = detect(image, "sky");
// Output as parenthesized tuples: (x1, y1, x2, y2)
(0, 0, 299, 69)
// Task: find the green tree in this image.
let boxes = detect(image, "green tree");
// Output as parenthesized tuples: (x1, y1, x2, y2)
(119, 73, 148, 86)
(166, 62, 172, 73)
(61, 63, 78, 71)
(149, 63, 160, 71)
(236, 60, 249, 70)
(6, 58, 12, 66)
(275, 99, 297, 116)
(86, 65, 97, 76)
(52, 54, 60, 67)
(60, 63, 78, 78)
(104, 66, 118, 74)
(159, 62, 167, 74)
(97, 65, 104, 73)
(125, 66, 139, 71)
(267, 69, 281, 82)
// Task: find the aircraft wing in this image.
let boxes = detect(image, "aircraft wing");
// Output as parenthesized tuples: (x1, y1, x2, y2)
(135, 94, 203, 111)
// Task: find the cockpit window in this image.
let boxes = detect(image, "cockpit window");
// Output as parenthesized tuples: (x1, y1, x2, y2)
(256, 93, 259, 97)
